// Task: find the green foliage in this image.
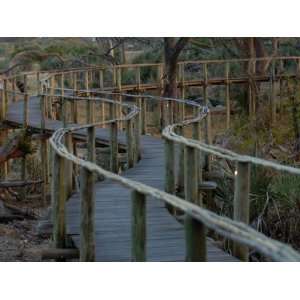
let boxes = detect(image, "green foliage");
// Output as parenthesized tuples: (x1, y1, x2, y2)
(132, 47, 162, 64)
(269, 174, 300, 209)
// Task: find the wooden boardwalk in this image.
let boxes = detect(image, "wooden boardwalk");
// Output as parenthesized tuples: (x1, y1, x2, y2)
(5, 96, 237, 262)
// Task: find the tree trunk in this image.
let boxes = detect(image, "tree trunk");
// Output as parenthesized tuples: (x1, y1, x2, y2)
(163, 37, 190, 98)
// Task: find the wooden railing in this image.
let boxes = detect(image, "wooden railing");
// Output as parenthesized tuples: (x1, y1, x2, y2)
(1, 56, 300, 261)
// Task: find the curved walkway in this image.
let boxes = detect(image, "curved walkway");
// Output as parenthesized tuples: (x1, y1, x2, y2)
(5, 96, 237, 262)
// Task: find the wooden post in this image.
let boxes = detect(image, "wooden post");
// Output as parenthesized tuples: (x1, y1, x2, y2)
(134, 112, 141, 163)
(135, 67, 143, 134)
(40, 95, 48, 204)
(168, 100, 173, 126)
(141, 97, 147, 134)
(117, 67, 122, 122)
(61, 97, 73, 197)
(177, 126, 185, 194)
(0, 78, 7, 180)
(131, 190, 146, 262)
(0, 130, 8, 180)
(72, 72, 78, 124)
(109, 102, 118, 173)
(192, 107, 201, 202)
(126, 117, 134, 169)
(36, 72, 40, 95)
(179, 63, 185, 122)
(184, 145, 206, 261)
(113, 66, 117, 87)
(248, 58, 256, 116)
(157, 65, 163, 128)
(279, 59, 284, 114)
(271, 59, 276, 124)
(49, 76, 55, 119)
(21, 75, 28, 199)
(80, 98, 96, 261)
(233, 161, 250, 261)
(23, 93, 29, 127)
(3, 79, 8, 114)
(12, 77, 16, 102)
(225, 62, 230, 129)
(52, 151, 66, 249)
(203, 63, 212, 171)
(0, 80, 5, 121)
(99, 69, 105, 127)
(61, 73, 64, 97)
(85, 70, 89, 94)
(164, 138, 175, 194)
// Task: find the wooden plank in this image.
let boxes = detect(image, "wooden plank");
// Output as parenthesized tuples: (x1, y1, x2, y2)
(5, 93, 237, 263)
(233, 161, 250, 261)
(184, 145, 207, 261)
(131, 190, 146, 262)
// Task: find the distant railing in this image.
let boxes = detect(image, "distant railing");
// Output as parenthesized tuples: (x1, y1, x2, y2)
(1, 57, 300, 261)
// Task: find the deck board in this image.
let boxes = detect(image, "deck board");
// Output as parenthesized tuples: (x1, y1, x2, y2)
(5, 96, 238, 262)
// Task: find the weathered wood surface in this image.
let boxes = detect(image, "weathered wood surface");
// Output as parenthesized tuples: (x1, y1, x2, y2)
(5, 96, 238, 262)
(5, 97, 127, 148)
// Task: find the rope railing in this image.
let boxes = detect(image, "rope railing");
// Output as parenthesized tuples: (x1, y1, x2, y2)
(1, 57, 300, 262)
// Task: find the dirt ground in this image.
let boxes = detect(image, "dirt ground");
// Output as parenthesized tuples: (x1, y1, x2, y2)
(0, 187, 52, 262)
(0, 218, 51, 261)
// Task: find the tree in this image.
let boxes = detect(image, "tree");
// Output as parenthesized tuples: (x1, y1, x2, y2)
(163, 37, 190, 98)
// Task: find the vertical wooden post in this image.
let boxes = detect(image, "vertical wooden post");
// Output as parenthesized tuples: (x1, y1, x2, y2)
(225, 62, 230, 129)
(192, 107, 201, 203)
(49, 76, 55, 119)
(36, 72, 40, 94)
(0, 130, 8, 180)
(270, 59, 276, 124)
(52, 150, 66, 249)
(177, 126, 185, 194)
(248, 58, 256, 116)
(131, 190, 146, 262)
(0, 79, 7, 180)
(279, 59, 284, 114)
(113, 66, 117, 87)
(168, 100, 173, 125)
(85, 70, 89, 95)
(184, 145, 206, 261)
(109, 102, 118, 173)
(23, 94, 29, 127)
(135, 67, 143, 134)
(134, 112, 141, 163)
(117, 67, 122, 122)
(157, 65, 163, 128)
(21, 75, 28, 199)
(99, 69, 105, 127)
(164, 138, 175, 194)
(141, 97, 147, 135)
(2, 79, 8, 118)
(203, 63, 212, 171)
(12, 77, 16, 102)
(62, 97, 73, 197)
(0, 79, 5, 121)
(3, 79, 8, 114)
(233, 161, 250, 261)
(61, 73, 64, 97)
(80, 98, 96, 262)
(126, 116, 134, 169)
(179, 63, 185, 122)
(72, 72, 78, 124)
(40, 95, 48, 204)
(248, 78, 253, 117)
